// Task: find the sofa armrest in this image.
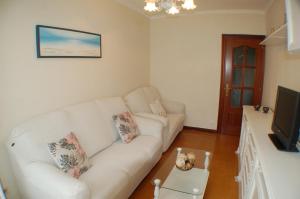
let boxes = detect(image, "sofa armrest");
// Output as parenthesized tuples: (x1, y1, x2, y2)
(161, 99, 185, 114)
(134, 115, 164, 141)
(25, 162, 90, 199)
(135, 113, 168, 127)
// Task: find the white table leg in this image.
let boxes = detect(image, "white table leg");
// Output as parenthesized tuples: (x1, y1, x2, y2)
(154, 179, 161, 199)
(204, 152, 211, 171)
(177, 147, 182, 157)
(235, 147, 240, 154)
(193, 188, 199, 199)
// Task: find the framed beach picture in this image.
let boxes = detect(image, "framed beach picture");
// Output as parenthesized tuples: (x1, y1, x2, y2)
(36, 25, 101, 58)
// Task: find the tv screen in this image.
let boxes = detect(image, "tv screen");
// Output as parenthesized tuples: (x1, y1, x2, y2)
(271, 86, 300, 151)
(274, 88, 298, 137)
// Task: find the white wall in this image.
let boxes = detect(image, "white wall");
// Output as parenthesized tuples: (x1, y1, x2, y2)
(262, 0, 300, 107)
(0, 0, 149, 198)
(150, 12, 265, 129)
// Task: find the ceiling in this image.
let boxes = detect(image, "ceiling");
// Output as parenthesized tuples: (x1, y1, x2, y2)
(115, 0, 272, 17)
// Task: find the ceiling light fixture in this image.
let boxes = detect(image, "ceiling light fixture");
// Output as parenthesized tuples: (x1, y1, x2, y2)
(181, 0, 197, 10)
(166, 2, 180, 15)
(144, 1, 159, 12)
(144, 0, 197, 15)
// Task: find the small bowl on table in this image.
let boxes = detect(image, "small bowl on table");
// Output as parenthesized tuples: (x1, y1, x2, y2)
(263, 106, 270, 113)
(254, 105, 261, 111)
(175, 152, 196, 171)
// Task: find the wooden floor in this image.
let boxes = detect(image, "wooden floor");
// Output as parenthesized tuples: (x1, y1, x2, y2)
(129, 128, 239, 199)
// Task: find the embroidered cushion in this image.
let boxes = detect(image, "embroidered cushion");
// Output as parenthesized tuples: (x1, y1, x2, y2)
(112, 112, 139, 143)
(48, 132, 90, 178)
(149, 100, 167, 117)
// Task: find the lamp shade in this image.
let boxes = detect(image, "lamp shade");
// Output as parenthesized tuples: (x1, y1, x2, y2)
(144, 0, 197, 14)
(182, 0, 197, 10)
(144, 2, 159, 12)
(166, 1, 180, 15)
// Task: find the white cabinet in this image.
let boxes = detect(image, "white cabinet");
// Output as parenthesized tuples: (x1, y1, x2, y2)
(237, 106, 300, 199)
(248, 165, 269, 199)
(237, 109, 269, 199)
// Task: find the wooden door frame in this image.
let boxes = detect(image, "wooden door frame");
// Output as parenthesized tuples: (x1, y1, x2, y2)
(217, 34, 265, 134)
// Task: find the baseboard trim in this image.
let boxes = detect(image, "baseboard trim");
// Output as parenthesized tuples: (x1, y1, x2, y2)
(184, 126, 218, 133)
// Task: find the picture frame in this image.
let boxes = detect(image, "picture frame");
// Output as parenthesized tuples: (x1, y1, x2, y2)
(36, 25, 102, 58)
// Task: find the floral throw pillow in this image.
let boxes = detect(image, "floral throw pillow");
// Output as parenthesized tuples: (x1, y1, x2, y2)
(112, 111, 139, 143)
(149, 100, 167, 117)
(48, 132, 90, 178)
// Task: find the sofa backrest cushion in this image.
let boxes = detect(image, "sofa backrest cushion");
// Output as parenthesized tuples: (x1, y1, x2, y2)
(8, 111, 73, 164)
(64, 101, 114, 157)
(124, 88, 152, 113)
(96, 97, 129, 141)
(143, 87, 161, 104)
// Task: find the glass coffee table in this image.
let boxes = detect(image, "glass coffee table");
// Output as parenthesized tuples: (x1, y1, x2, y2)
(152, 147, 212, 199)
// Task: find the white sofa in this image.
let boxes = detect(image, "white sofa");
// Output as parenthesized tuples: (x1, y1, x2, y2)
(124, 87, 185, 152)
(6, 97, 164, 199)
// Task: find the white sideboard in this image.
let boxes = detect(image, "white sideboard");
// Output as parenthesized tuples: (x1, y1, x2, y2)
(236, 106, 300, 199)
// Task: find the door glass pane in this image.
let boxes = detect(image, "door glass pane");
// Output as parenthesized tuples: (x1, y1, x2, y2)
(247, 47, 256, 66)
(232, 68, 242, 86)
(244, 68, 255, 87)
(233, 46, 244, 65)
(243, 89, 254, 105)
(231, 89, 241, 108)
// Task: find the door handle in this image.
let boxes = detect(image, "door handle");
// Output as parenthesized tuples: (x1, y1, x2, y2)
(225, 84, 231, 97)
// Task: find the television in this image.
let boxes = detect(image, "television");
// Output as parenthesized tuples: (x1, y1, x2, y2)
(269, 86, 300, 152)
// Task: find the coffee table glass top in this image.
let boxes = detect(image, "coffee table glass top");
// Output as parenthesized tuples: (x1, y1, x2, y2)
(153, 147, 212, 197)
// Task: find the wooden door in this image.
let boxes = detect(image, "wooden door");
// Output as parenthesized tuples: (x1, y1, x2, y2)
(218, 35, 265, 135)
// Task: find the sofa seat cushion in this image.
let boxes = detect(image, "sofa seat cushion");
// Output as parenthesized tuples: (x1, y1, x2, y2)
(80, 135, 162, 199)
(89, 137, 149, 179)
(64, 102, 114, 158)
(80, 164, 130, 199)
(114, 135, 162, 165)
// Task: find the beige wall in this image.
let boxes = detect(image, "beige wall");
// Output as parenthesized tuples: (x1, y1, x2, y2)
(265, 0, 286, 35)
(150, 12, 265, 129)
(262, 0, 300, 107)
(0, 0, 149, 198)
